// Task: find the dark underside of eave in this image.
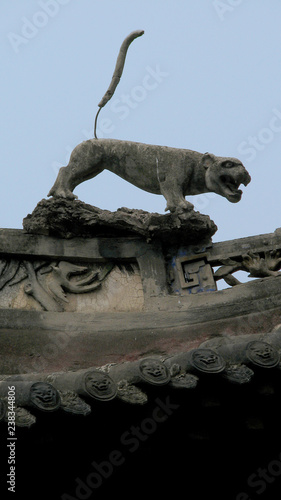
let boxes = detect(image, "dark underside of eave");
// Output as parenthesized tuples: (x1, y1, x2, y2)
(1, 372, 281, 500)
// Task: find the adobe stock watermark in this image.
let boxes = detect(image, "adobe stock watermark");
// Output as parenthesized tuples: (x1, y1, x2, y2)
(85, 65, 169, 139)
(7, 0, 72, 54)
(51, 64, 169, 175)
(236, 450, 281, 499)
(213, 0, 247, 21)
(61, 396, 179, 499)
(192, 192, 217, 212)
(237, 108, 281, 163)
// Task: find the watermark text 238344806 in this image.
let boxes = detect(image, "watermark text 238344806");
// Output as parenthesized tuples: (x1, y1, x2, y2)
(7, 385, 16, 493)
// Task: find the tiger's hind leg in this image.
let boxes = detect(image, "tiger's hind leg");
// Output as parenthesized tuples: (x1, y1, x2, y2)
(48, 140, 104, 199)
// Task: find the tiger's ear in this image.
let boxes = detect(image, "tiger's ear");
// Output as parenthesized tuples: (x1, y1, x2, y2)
(202, 153, 216, 169)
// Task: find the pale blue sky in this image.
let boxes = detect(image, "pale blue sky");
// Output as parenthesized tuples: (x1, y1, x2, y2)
(1, 0, 281, 243)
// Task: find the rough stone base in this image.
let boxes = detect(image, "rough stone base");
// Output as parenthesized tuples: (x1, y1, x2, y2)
(22, 198, 217, 244)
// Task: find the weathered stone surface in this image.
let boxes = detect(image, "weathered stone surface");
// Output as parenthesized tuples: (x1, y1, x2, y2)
(1, 269, 281, 374)
(0, 260, 144, 313)
(22, 197, 217, 243)
(48, 138, 251, 212)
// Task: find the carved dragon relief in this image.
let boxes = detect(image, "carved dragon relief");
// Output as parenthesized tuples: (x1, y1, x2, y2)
(0, 258, 115, 312)
(172, 245, 281, 296)
(2, 250, 280, 310)
(213, 250, 281, 287)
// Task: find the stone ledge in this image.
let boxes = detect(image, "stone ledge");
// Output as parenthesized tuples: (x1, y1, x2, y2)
(22, 198, 217, 244)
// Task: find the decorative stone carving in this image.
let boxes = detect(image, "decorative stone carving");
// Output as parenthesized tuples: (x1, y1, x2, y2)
(117, 380, 148, 405)
(83, 371, 117, 401)
(59, 391, 92, 415)
(242, 251, 281, 277)
(45, 28, 249, 215)
(138, 358, 171, 385)
(29, 382, 61, 411)
(0, 381, 61, 412)
(0, 331, 281, 427)
(10, 406, 36, 428)
(202, 333, 281, 374)
(47, 138, 251, 214)
(168, 364, 199, 390)
(222, 364, 254, 385)
(109, 358, 171, 387)
(166, 229, 281, 294)
(23, 260, 63, 312)
(245, 341, 280, 368)
(47, 369, 118, 402)
(165, 348, 226, 375)
(0, 260, 20, 290)
(0, 257, 116, 312)
(214, 251, 281, 287)
(49, 261, 107, 296)
(191, 348, 226, 373)
(175, 254, 216, 293)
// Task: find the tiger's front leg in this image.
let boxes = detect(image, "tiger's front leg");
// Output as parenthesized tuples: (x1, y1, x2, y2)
(159, 178, 194, 213)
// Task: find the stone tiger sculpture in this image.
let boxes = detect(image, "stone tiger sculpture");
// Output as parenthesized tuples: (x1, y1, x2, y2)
(48, 138, 251, 213)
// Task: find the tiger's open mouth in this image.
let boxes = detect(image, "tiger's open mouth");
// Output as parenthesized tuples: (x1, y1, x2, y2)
(220, 174, 245, 202)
